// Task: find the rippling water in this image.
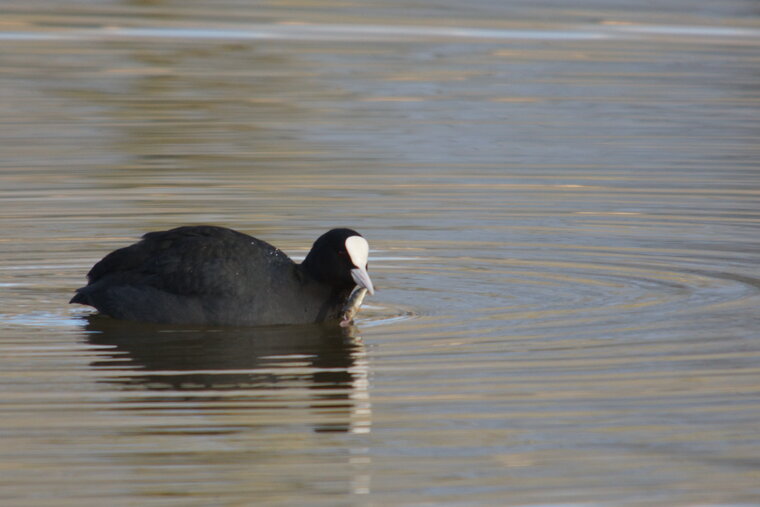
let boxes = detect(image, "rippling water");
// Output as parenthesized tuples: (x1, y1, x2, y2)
(1, 0, 759, 504)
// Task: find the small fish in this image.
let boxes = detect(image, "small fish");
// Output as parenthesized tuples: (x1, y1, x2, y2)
(340, 287, 368, 327)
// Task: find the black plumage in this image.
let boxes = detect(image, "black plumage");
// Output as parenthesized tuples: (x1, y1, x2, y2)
(70, 226, 373, 326)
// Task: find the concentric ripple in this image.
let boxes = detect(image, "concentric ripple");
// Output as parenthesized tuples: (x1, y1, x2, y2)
(371, 242, 760, 340)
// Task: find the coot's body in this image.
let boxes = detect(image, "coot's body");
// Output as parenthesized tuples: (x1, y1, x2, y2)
(70, 226, 374, 326)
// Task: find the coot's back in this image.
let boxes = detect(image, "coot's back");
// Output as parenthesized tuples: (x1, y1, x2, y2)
(71, 226, 351, 326)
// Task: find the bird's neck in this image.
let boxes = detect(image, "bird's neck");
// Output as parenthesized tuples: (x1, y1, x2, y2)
(299, 253, 323, 282)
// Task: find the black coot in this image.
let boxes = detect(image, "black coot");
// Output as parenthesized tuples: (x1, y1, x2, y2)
(70, 226, 374, 326)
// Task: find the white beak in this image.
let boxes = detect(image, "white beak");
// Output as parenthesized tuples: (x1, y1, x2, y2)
(351, 267, 375, 295)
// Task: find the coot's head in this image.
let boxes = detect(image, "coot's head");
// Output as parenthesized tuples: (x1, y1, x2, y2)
(302, 229, 375, 294)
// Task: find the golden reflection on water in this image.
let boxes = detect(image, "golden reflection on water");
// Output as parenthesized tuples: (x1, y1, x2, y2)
(1, 0, 759, 505)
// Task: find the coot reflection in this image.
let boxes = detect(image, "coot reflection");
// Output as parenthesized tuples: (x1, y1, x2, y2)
(84, 315, 369, 433)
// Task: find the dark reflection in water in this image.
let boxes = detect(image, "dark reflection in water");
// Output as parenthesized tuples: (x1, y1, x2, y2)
(83, 315, 369, 433)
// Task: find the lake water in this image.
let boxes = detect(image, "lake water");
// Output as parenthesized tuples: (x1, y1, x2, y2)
(1, 1, 759, 505)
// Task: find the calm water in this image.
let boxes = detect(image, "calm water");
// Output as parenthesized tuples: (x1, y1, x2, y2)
(1, 0, 759, 505)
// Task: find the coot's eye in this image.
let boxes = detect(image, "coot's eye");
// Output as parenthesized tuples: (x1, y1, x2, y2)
(338, 250, 348, 257)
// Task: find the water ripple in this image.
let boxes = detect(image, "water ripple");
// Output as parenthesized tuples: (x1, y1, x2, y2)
(2, 22, 758, 43)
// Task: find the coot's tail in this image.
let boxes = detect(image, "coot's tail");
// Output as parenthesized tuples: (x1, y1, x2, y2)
(69, 288, 89, 305)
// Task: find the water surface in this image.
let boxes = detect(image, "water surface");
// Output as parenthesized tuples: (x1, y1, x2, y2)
(1, 0, 759, 505)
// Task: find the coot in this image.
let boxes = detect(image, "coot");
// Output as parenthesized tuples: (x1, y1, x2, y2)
(70, 226, 374, 326)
